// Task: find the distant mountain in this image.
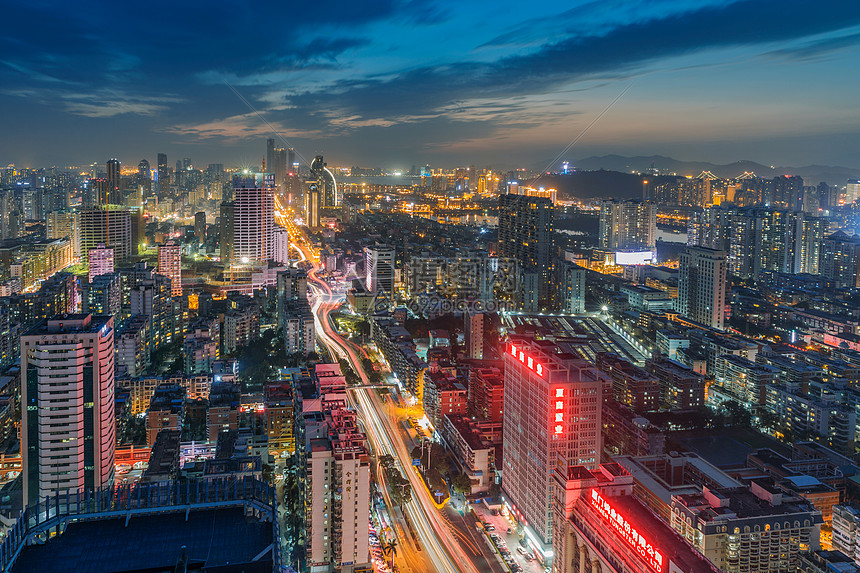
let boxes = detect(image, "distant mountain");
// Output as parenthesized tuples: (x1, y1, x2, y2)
(570, 155, 860, 185)
(526, 170, 675, 201)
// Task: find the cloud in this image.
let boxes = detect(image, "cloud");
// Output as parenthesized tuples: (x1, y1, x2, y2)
(163, 113, 323, 141)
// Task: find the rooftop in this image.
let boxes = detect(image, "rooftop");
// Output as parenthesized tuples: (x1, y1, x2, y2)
(10, 507, 273, 573)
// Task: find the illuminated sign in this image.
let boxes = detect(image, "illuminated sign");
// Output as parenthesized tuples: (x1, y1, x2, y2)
(591, 490, 663, 572)
(554, 387, 564, 434)
(508, 343, 544, 377)
(614, 251, 655, 266)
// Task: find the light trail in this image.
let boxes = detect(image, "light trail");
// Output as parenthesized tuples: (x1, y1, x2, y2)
(291, 222, 482, 573)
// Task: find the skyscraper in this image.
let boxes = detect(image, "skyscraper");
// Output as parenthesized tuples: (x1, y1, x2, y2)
(21, 313, 116, 506)
(598, 200, 656, 251)
(502, 337, 602, 547)
(157, 153, 169, 193)
(219, 201, 234, 262)
(498, 193, 554, 308)
(310, 155, 338, 208)
(232, 173, 274, 264)
(304, 181, 320, 228)
(677, 246, 727, 329)
(365, 245, 395, 294)
(106, 158, 121, 205)
(88, 243, 114, 283)
(194, 211, 206, 243)
(158, 241, 182, 297)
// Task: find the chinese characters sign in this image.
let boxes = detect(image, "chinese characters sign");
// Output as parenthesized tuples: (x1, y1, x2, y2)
(591, 490, 663, 572)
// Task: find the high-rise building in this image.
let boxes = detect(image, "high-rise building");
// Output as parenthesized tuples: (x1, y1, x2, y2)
(47, 210, 80, 256)
(219, 201, 234, 262)
(296, 364, 370, 572)
(88, 243, 114, 283)
(598, 200, 656, 251)
(79, 207, 133, 262)
(194, 211, 206, 243)
(498, 193, 554, 308)
(304, 180, 321, 228)
(677, 246, 727, 329)
(502, 337, 602, 546)
(85, 178, 108, 207)
(770, 175, 805, 211)
(847, 180, 860, 205)
(365, 245, 395, 294)
(554, 260, 586, 313)
(232, 173, 274, 264)
(106, 158, 122, 205)
(21, 313, 116, 506)
(158, 241, 182, 297)
(821, 231, 860, 288)
(464, 311, 484, 359)
(310, 155, 338, 208)
(157, 153, 169, 193)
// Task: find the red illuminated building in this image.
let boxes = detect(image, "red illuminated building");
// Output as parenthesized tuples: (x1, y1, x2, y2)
(552, 463, 718, 573)
(502, 336, 603, 552)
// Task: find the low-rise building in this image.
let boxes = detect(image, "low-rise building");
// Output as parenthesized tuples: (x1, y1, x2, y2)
(146, 385, 186, 445)
(439, 414, 495, 494)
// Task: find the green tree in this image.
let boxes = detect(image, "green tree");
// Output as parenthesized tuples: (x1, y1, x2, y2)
(452, 473, 472, 496)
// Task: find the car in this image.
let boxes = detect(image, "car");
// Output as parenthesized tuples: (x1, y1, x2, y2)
(485, 525, 495, 531)
(512, 565, 523, 572)
(517, 547, 527, 556)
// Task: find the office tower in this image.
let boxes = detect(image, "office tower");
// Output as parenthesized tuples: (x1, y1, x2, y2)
(498, 193, 554, 308)
(310, 155, 338, 208)
(232, 173, 274, 264)
(157, 153, 169, 192)
(848, 180, 860, 205)
(21, 313, 116, 506)
(555, 260, 586, 313)
(464, 311, 484, 359)
(598, 200, 656, 251)
(106, 158, 121, 205)
(219, 201, 234, 261)
(183, 158, 192, 171)
(47, 210, 80, 256)
(158, 241, 182, 297)
(88, 243, 114, 282)
(194, 211, 206, 243)
(304, 181, 320, 228)
(677, 246, 727, 329)
(365, 245, 395, 294)
(502, 337, 602, 546)
(821, 232, 860, 288)
(79, 207, 133, 261)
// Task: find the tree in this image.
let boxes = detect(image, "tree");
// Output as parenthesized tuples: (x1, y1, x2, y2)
(452, 473, 472, 496)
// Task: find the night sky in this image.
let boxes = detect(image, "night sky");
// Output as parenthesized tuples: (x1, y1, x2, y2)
(2, 0, 860, 169)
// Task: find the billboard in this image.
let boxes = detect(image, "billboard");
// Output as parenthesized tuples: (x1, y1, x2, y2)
(615, 251, 654, 266)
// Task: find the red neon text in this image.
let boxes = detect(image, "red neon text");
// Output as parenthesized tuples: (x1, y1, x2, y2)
(508, 344, 544, 377)
(591, 490, 663, 572)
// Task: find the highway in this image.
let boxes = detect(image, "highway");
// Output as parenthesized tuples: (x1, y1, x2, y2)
(285, 216, 490, 573)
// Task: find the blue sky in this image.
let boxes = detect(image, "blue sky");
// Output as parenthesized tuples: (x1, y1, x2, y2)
(2, 0, 860, 170)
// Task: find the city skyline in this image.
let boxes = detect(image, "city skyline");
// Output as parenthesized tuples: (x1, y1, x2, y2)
(2, 0, 860, 168)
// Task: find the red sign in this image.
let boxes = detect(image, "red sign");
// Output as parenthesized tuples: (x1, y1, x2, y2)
(509, 343, 544, 377)
(591, 489, 663, 572)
